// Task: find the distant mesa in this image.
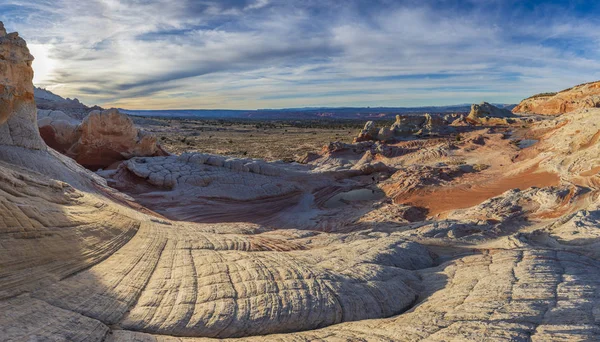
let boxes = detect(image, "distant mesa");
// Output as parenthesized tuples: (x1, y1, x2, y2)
(513, 80, 600, 115)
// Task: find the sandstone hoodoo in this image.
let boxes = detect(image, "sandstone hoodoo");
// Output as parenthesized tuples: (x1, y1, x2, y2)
(0, 24, 45, 150)
(354, 113, 461, 142)
(38, 107, 169, 170)
(354, 102, 528, 143)
(4, 19, 600, 342)
(513, 80, 600, 115)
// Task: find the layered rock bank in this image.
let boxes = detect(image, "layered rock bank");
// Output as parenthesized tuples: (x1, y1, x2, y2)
(513, 80, 600, 115)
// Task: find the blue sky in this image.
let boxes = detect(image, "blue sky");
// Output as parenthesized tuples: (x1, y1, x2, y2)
(2, 0, 600, 109)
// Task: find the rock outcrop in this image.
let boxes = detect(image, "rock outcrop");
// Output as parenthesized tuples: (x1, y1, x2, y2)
(354, 103, 524, 142)
(37, 109, 80, 151)
(0, 24, 45, 149)
(354, 120, 379, 142)
(391, 114, 427, 135)
(34, 87, 102, 119)
(354, 113, 461, 142)
(38, 108, 168, 170)
(466, 102, 516, 124)
(513, 80, 600, 115)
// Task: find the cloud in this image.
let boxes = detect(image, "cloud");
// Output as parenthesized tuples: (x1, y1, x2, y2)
(1, 0, 600, 109)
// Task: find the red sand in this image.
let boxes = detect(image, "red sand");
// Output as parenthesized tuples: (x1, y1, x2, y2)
(395, 167, 560, 216)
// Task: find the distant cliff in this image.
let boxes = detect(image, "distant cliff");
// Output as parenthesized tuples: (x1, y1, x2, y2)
(34, 87, 102, 119)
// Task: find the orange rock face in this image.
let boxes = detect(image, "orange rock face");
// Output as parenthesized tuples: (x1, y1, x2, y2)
(0, 22, 45, 149)
(39, 108, 169, 170)
(513, 81, 600, 115)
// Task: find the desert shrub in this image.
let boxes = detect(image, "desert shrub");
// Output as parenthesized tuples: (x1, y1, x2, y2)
(473, 164, 490, 172)
(525, 92, 556, 100)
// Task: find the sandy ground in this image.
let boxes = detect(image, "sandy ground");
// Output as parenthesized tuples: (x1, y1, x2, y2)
(134, 117, 363, 161)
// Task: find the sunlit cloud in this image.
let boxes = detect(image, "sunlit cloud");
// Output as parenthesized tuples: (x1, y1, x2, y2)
(28, 43, 57, 86)
(2, 0, 600, 109)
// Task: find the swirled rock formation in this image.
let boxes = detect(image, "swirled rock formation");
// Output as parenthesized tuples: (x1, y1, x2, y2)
(3, 21, 600, 342)
(513, 80, 600, 115)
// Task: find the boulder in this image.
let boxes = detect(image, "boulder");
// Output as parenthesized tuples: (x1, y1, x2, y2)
(37, 110, 80, 151)
(377, 126, 394, 141)
(38, 107, 168, 170)
(68, 108, 168, 170)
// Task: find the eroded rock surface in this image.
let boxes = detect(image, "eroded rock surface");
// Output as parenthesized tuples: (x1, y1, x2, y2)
(466, 102, 516, 125)
(355, 114, 458, 142)
(513, 80, 600, 115)
(2, 21, 600, 342)
(0, 25, 45, 149)
(38, 108, 169, 170)
(353, 106, 520, 143)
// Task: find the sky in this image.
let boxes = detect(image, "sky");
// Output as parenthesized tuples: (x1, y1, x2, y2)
(2, 0, 600, 110)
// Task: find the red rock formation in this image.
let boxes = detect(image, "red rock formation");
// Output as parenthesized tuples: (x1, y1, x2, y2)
(39, 108, 169, 170)
(513, 81, 600, 115)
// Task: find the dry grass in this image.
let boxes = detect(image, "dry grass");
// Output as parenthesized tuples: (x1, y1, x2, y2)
(136, 117, 361, 161)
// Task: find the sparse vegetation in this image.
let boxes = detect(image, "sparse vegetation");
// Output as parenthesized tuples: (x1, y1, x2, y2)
(140, 117, 358, 161)
(558, 80, 600, 93)
(473, 164, 490, 172)
(525, 92, 557, 100)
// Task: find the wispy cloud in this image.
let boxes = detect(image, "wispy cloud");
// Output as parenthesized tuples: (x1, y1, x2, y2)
(2, 0, 600, 109)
